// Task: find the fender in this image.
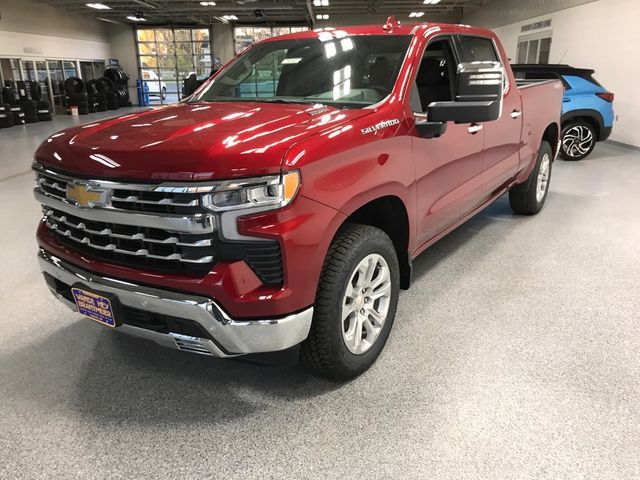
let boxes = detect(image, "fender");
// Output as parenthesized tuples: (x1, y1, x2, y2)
(561, 109, 605, 139)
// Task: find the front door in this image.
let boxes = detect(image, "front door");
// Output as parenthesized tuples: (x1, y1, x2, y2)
(456, 35, 523, 197)
(412, 37, 486, 247)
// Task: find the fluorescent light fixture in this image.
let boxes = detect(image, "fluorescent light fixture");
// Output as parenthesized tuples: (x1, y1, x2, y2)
(200, 1, 216, 5)
(222, 14, 238, 20)
(409, 12, 425, 17)
(316, 14, 329, 20)
(86, 3, 111, 9)
(126, 15, 147, 21)
(423, 0, 442, 4)
(313, 0, 329, 6)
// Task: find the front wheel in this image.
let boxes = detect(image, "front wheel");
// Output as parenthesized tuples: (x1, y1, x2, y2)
(509, 141, 553, 215)
(301, 224, 400, 380)
(161, 87, 167, 100)
(560, 120, 596, 160)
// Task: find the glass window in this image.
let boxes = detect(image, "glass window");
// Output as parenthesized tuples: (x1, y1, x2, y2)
(194, 35, 412, 108)
(137, 29, 156, 42)
(538, 37, 551, 64)
(527, 39, 539, 64)
(516, 42, 528, 63)
(458, 36, 499, 63)
(136, 26, 213, 104)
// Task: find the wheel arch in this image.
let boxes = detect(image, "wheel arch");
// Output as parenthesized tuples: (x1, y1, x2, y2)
(561, 109, 604, 140)
(542, 122, 560, 158)
(339, 195, 412, 290)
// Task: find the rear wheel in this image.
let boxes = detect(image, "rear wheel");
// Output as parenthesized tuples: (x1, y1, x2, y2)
(560, 120, 596, 160)
(509, 141, 553, 215)
(301, 224, 400, 380)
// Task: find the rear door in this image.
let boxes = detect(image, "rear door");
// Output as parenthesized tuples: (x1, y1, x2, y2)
(411, 36, 485, 246)
(456, 35, 522, 197)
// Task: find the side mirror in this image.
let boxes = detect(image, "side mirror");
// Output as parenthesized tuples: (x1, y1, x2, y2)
(427, 61, 504, 124)
(414, 112, 447, 139)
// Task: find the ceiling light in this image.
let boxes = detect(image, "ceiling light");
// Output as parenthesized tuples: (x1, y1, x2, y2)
(200, 1, 216, 5)
(86, 3, 111, 9)
(126, 15, 147, 21)
(316, 14, 329, 20)
(222, 14, 238, 20)
(409, 12, 425, 17)
(313, 0, 329, 6)
(423, 0, 442, 4)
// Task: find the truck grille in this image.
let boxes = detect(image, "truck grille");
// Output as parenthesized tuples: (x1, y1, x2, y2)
(34, 165, 284, 284)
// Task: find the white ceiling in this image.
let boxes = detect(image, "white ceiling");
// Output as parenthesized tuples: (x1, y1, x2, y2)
(40, 0, 494, 26)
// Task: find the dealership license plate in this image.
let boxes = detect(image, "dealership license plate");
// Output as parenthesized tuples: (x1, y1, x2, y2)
(71, 288, 117, 328)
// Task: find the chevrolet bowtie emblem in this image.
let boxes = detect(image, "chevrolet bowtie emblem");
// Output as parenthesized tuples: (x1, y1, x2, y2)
(66, 183, 108, 207)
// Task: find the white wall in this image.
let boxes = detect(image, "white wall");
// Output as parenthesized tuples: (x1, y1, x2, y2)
(465, 0, 640, 147)
(0, 0, 111, 60)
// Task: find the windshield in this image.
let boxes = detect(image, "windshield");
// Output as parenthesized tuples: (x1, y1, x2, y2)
(191, 34, 412, 108)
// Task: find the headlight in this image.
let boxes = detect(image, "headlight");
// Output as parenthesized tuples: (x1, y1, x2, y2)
(202, 171, 300, 212)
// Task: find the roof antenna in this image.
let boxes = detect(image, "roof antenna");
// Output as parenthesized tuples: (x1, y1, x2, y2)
(383, 15, 400, 31)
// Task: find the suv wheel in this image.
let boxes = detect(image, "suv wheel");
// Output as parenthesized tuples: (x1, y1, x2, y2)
(301, 224, 400, 380)
(509, 141, 553, 215)
(560, 120, 596, 160)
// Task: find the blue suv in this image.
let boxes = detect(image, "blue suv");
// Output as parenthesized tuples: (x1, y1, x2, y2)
(512, 64, 615, 160)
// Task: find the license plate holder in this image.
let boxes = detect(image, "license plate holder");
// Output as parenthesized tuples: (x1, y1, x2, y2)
(71, 286, 121, 328)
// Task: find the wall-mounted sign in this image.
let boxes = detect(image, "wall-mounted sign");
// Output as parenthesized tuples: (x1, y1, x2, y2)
(521, 19, 552, 33)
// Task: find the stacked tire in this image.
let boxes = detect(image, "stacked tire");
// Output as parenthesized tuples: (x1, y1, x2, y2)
(64, 77, 89, 115)
(98, 77, 120, 110)
(2, 86, 25, 126)
(0, 103, 13, 129)
(104, 66, 130, 107)
(20, 100, 38, 123)
(30, 81, 52, 121)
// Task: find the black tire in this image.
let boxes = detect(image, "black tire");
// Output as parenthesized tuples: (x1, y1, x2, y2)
(3, 87, 18, 105)
(509, 141, 553, 215)
(20, 100, 37, 114)
(16, 81, 29, 101)
(29, 81, 43, 101)
(161, 86, 167, 100)
(64, 77, 85, 95)
(301, 224, 400, 380)
(559, 120, 596, 161)
(0, 107, 13, 128)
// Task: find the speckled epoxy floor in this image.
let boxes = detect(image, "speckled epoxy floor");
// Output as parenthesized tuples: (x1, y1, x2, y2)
(1, 113, 639, 479)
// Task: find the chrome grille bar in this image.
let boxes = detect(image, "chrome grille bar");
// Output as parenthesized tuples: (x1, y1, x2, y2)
(34, 189, 215, 234)
(45, 219, 214, 264)
(45, 210, 213, 247)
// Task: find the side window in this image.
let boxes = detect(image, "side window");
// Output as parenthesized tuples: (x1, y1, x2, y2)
(458, 36, 500, 64)
(458, 35, 508, 92)
(413, 39, 456, 112)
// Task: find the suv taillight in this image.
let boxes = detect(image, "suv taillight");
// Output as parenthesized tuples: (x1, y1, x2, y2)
(596, 92, 614, 102)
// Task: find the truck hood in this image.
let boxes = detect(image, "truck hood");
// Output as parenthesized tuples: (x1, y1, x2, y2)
(35, 102, 372, 181)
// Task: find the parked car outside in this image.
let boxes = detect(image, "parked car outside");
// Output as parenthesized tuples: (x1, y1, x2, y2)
(512, 64, 614, 160)
(141, 69, 167, 100)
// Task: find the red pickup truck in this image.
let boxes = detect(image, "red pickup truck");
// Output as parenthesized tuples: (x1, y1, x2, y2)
(33, 20, 563, 379)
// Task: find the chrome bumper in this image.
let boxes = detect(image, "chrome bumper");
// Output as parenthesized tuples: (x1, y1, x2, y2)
(38, 249, 313, 357)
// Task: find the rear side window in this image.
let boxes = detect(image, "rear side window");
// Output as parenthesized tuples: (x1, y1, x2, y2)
(458, 36, 500, 63)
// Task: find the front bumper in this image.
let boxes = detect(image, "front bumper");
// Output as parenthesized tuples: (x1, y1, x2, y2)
(38, 249, 313, 357)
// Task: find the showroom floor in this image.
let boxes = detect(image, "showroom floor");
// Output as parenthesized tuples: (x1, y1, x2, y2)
(1, 113, 639, 479)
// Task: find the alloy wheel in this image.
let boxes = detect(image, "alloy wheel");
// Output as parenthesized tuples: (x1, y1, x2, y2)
(536, 153, 551, 202)
(341, 254, 392, 355)
(562, 125, 594, 158)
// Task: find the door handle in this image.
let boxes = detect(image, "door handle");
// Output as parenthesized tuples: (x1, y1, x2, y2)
(563, 97, 571, 103)
(467, 124, 483, 134)
(510, 110, 522, 119)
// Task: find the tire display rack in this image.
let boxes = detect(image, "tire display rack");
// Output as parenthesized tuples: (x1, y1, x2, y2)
(1, 80, 52, 128)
